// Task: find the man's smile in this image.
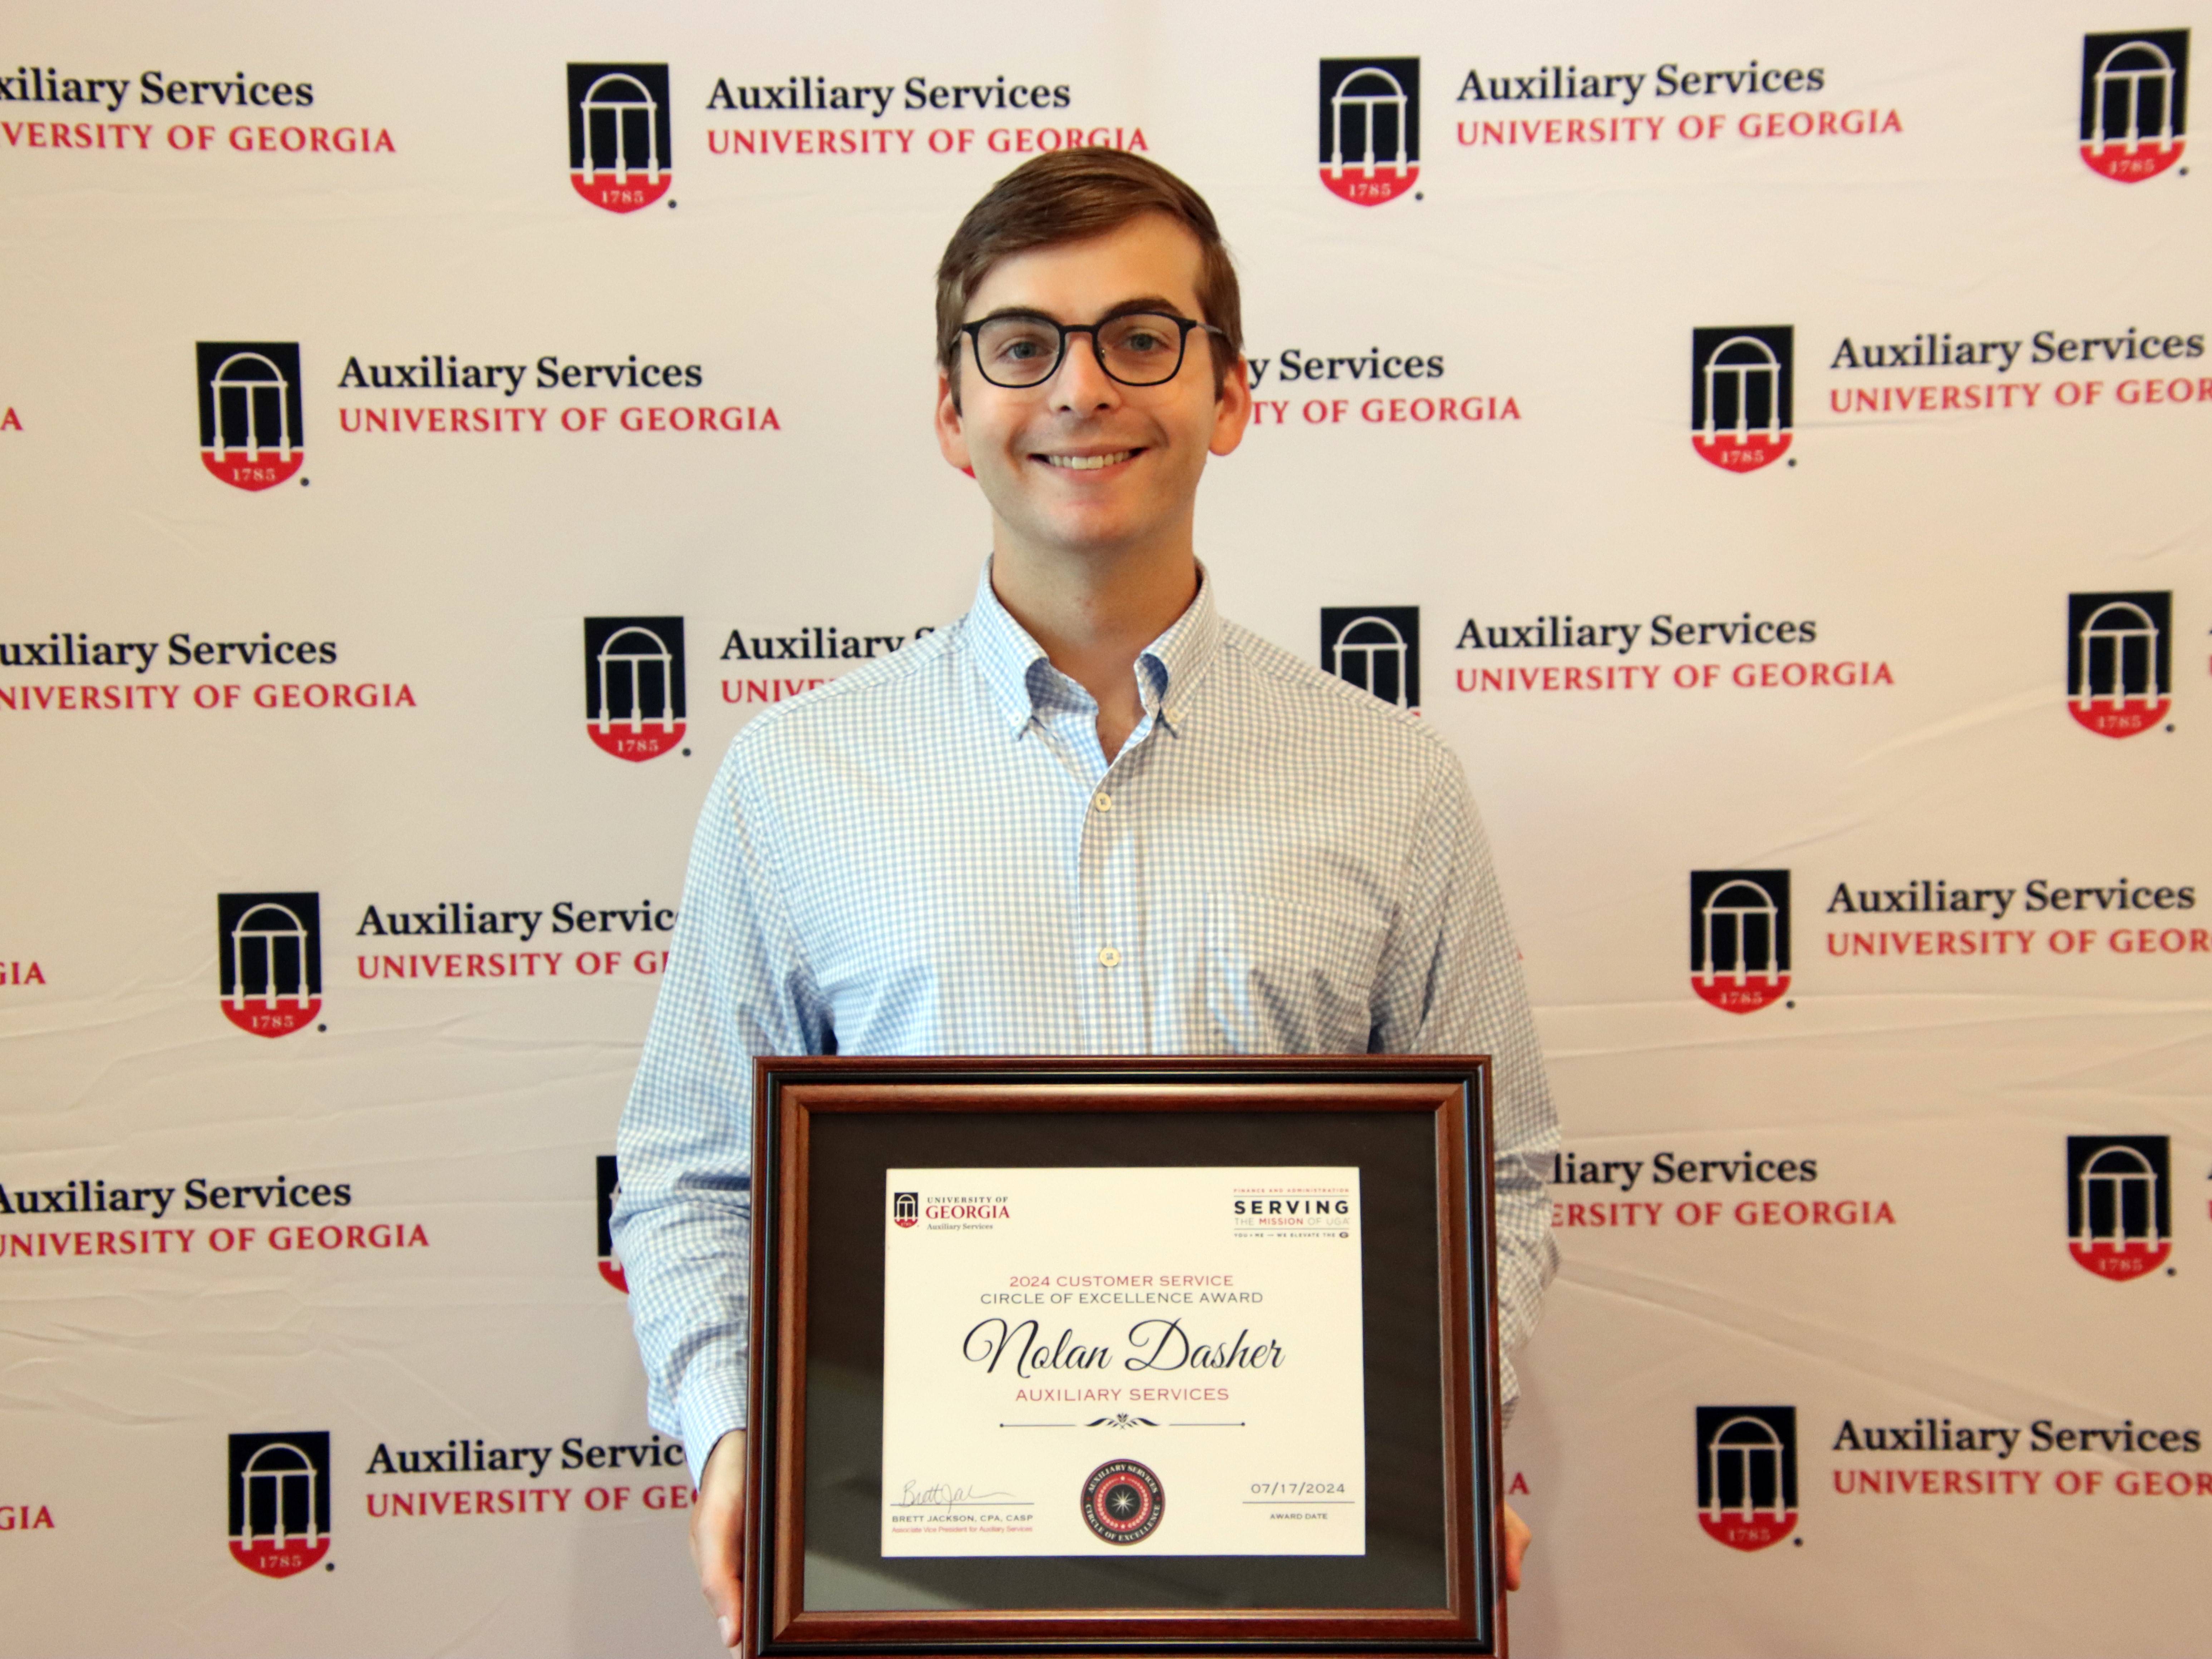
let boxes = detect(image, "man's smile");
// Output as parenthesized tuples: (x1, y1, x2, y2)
(1037, 448, 1142, 471)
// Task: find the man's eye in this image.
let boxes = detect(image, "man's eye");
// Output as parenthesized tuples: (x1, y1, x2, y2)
(986, 328, 1056, 364)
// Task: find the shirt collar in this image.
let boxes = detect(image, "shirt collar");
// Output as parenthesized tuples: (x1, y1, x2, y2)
(1136, 563, 1221, 732)
(964, 557, 1222, 737)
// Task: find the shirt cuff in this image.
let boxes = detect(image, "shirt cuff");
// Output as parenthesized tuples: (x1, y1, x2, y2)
(678, 1368, 750, 1489)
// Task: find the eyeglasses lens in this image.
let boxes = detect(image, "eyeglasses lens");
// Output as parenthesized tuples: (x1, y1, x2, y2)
(974, 316, 1064, 387)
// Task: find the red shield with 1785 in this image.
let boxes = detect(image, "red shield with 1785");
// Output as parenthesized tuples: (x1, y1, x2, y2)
(1696, 1407, 1797, 1551)
(229, 1432, 332, 1577)
(568, 64, 673, 211)
(1319, 59, 1420, 205)
(2067, 591, 2171, 738)
(1690, 870, 1791, 1013)
(597, 1155, 629, 1291)
(217, 892, 322, 1037)
(1690, 326, 1793, 473)
(584, 616, 687, 760)
(197, 342, 305, 490)
(2079, 31, 2189, 182)
(2067, 1135, 2172, 1279)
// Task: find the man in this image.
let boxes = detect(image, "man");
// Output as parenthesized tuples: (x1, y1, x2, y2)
(615, 148, 1557, 1650)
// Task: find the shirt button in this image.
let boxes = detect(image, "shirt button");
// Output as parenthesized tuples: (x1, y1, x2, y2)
(1097, 946, 1122, 968)
(1163, 705, 1182, 723)
(1093, 792, 1113, 813)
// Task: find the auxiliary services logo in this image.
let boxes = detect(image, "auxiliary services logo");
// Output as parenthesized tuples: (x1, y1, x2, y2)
(2068, 591, 2171, 738)
(892, 1190, 919, 1229)
(1690, 871, 1790, 1013)
(1691, 326, 1792, 472)
(1081, 1458, 1164, 1544)
(228, 1431, 331, 1577)
(197, 343, 304, 491)
(2067, 1135, 2171, 1280)
(2080, 31, 2188, 182)
(217, 893, 322, 1037)
(1321, 606, 1420, 710)
(596, 1155, 627, 1291)
(584, 617, 686, 760)
(568, 64, 671, 211)
(1695, 1406, 1797, 1550)
(1319, 59, 1420, 205)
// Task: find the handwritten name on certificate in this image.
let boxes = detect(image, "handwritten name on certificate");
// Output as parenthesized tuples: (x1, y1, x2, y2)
(881, 1166, 1365, 1557)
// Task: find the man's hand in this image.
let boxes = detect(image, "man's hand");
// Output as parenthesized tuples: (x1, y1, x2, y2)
(1502, 1501, 1530, 1592)
(691, 1430, 747, 1651)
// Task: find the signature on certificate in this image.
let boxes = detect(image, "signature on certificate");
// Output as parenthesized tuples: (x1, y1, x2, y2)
(893, 1479, 1021, 1508)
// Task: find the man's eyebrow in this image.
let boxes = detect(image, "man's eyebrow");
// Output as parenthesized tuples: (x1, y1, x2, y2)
(967, 296, 1195, 325)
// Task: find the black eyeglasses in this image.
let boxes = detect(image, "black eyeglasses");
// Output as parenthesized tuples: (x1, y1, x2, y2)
(960, 310, 1226, 389)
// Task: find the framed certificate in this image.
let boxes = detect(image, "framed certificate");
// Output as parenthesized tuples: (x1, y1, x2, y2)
(743, 1055, 1504, 1657)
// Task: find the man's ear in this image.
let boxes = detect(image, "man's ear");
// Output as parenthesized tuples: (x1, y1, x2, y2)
(934, 369, 976, 478)
(1210, 354, 1253, 458)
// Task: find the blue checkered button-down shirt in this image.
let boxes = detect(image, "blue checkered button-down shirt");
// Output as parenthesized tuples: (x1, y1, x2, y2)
(616, 561, 1558, 1482)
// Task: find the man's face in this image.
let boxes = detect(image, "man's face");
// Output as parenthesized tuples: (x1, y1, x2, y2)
(935, 212, 1250, 563)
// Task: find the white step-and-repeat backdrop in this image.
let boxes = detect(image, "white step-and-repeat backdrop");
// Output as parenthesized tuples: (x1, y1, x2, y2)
(3, 3, 2206, 1654)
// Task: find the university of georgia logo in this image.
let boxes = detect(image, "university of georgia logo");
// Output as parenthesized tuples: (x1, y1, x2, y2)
(228, 1431, 331, 1577)
(2068, 1134, 2171, 1280)
(596, 1154, 627, 1291)
(217, 892, 322, 1037)
(197, 342, 304, 491)
(1691, 326, 1793, 473)
(568, 63, 672, 212)
(2068, 591, 2171, 738)
(892, 1190, 919, 1229)
(1319, 59, 1420, 205)
(584, 616, 686, 760)
(1080, 1458, 1164, 1545)
(1690, 870, 1790, 1014)
(1695, 1406, 1797, 1551)
(1321, 606, 1420, 710)
(2080, 31, 2188, 182)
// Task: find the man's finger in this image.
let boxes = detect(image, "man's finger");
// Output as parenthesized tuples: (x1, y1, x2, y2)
(1502, 1501, 1531, 1593)
(691, 1500, 743, 1648)
(691, 1430, 749, 1650)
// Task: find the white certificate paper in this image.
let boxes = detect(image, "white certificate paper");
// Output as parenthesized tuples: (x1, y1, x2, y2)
(880, 1166, 1365, 1557)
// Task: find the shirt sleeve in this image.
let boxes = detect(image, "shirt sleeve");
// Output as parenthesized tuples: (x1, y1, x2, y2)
(613, 742, 831, 1487)
(1370, 739, 1560, 1424)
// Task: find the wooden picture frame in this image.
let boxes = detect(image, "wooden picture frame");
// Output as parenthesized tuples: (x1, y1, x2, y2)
(743, 1055, 1504, 1657)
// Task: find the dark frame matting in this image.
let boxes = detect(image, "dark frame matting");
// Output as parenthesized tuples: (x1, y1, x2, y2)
(744, 1056, 1504, 1658)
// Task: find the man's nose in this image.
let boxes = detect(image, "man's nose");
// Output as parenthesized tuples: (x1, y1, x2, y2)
(1049, 333, 1123, 412)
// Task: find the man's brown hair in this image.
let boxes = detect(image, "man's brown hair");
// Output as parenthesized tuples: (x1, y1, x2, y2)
(935, 147, 1243, 404)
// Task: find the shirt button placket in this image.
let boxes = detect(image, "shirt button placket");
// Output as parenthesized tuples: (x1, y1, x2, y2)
(1077, 774, 1112, 1053)
(1097, 768, 1141, 1050)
